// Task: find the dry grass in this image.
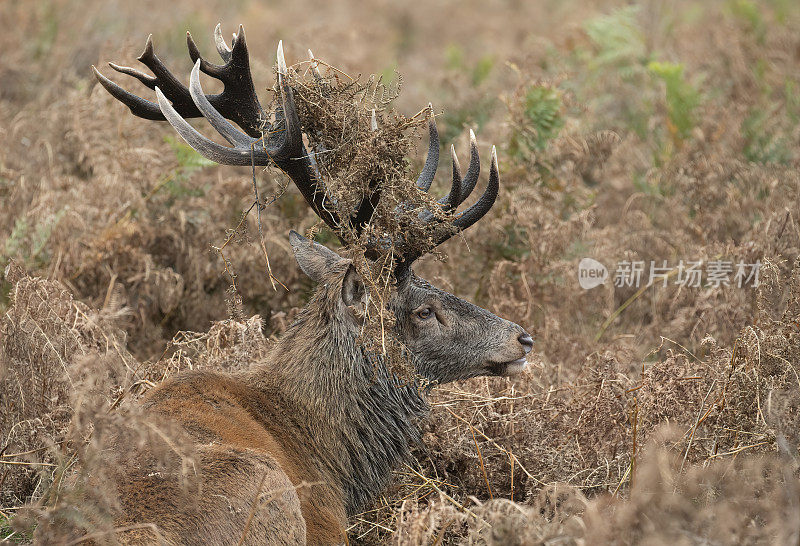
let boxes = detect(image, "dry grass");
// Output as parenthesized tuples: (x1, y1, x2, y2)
(3, 0, 800, 544)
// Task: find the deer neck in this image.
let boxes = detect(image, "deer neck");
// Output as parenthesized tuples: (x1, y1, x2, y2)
(246, 294, 429, 515)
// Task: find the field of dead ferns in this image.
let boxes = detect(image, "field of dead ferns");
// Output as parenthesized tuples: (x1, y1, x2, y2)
(2, 0, 800, 543)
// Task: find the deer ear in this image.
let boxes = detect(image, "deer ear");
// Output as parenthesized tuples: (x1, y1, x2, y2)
(289, 230, 342, 283)
(342, 264, 367, 312)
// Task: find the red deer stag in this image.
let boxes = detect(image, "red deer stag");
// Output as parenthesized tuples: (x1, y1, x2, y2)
(93, 25, 533, 545)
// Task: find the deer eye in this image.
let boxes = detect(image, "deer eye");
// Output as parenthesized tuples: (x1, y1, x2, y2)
(416, 307, 433, 320)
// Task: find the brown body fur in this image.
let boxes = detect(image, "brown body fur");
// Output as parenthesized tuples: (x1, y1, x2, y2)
(116, 372, 345, 544)
(114, 283, 361, 545)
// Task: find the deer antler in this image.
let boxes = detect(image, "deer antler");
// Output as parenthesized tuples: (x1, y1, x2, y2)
(93, 25, 499, 280)
(93, 28, 340, 230)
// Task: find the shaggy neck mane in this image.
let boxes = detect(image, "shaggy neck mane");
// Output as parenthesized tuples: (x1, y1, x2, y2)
(246, 278, 428, 515)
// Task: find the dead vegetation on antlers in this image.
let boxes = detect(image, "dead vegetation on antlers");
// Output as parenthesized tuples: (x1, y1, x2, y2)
(283, 60, 455, 371)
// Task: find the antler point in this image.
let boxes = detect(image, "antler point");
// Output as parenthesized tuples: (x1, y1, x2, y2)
(138, 34, 155, 61)
(450, 143, 461, 172)
(277, 40, 287, 75)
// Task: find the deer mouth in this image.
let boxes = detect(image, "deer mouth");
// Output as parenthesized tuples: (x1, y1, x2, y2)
(485, 357, 528, 377)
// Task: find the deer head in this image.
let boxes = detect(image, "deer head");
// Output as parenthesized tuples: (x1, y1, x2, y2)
(288, 230, 532, 383)
(93, 25, 534, 384)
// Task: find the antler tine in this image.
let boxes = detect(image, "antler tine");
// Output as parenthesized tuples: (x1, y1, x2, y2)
(411, 128, 478, 223)
(392, 106, 439, 217)
(150, 59, 274, 164)
(188, 61, 256, 148)
(272, 41, 340, 232)
(452, 146, 499, 230)
(187, 30, 225, 78)
(155, 85, 263, 166)
(455, 129, 480, 206)
(415, 106, 439, 192)
(394, 143, 499, 280)
(107, 61, 156, 89)
(418, 144, 461, 222)
(276, 40, 288, 79)
(414, 125, 476, 221)
(213, 23, 233, 63)
(93, 64, 165, 121)
(308, 49, 324, 83)
(274, 41, 309, 165)
(444, 144, 463, 211)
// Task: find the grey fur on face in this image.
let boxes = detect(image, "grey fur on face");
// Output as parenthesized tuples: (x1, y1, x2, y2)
(392, 274, 529, 384)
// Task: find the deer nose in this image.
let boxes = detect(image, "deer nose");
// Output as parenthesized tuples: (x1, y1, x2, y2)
(518, 332, 534, 353)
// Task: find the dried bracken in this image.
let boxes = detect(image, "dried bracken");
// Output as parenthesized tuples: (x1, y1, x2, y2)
(3, 0, 800, 544)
